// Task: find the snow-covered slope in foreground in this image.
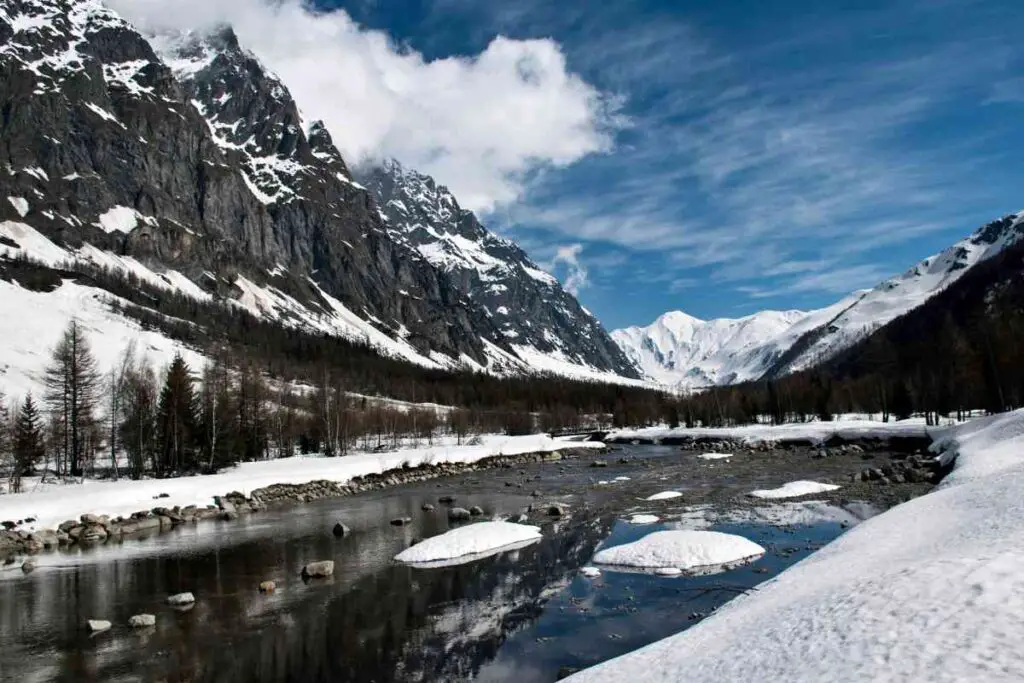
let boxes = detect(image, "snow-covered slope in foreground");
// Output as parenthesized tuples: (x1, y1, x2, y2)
(567, 412, 1024, 682)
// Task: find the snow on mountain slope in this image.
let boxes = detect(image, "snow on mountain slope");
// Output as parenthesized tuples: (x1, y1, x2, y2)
(769, 212, 1024, 376)
(358, 158, 642, 380)
(611, 309, 811, 390)
(618, 212, 1024, 389)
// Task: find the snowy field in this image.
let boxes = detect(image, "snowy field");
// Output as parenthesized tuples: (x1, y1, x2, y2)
(568, 411, 1024, 682)
(0, 435, 602, 530)
(607, 417, 932, 445)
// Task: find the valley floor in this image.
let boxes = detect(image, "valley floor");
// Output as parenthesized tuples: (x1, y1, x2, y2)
(567, 410, 1024, 682)
(0, 434, 601, 531)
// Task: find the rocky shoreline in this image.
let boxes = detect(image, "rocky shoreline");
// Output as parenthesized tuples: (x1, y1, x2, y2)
(0, 446, 601, 565)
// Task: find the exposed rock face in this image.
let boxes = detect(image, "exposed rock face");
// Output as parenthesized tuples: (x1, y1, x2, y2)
(0, 1, 640, 381)
(360, 159, 640, 378)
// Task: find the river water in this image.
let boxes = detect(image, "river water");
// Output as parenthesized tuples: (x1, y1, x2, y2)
(0, 445, 872, 682)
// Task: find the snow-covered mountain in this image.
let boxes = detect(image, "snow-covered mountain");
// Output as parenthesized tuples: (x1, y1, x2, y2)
(358, 159, 638, 380)
(0, 0, 642, 389)
(611, 309, 811, 390)
(616, 212, 1024, 389)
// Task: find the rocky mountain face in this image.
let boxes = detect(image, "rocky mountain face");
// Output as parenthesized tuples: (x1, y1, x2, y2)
(0, 0, 638, 381)
(358, 159, 639, 378)
(616, 212, 1024, 389)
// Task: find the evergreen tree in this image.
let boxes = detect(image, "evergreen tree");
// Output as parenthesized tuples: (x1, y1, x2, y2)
(156, 355, 199, 474)
(12, 395, 45, 492)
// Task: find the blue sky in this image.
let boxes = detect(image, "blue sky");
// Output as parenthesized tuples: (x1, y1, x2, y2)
(248, 1, 1024, 328)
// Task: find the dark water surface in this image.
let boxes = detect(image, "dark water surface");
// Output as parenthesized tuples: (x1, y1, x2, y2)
(0, 447, 851, 682)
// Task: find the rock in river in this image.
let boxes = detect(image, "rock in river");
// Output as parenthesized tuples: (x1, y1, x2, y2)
(448, 507, 472, 522)
(469, 506, 485, 516)
(302, 561, 335, 579)
(87, 619, 112, 633)
(258, 581, 276, 593)
(332, 522, 351, 538)
(166, 592, 196, 607)
(129, 614, 156, 628)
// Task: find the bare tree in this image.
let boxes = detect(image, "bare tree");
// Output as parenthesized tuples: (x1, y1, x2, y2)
(44, 320, 101, 478)
(107, 342, 137, 480)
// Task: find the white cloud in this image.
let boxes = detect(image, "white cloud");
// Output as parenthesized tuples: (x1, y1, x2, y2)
(109, 0, 623, 212)
(545, 243, 588, 295)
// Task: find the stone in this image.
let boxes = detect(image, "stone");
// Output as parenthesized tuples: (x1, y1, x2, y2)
(468, 506, 484, 516)
(1, 521, 14, 530)
(80, 513, 102, 526)
(221, 510, 239, 522)
(438, 495, 456, 504)
(390, 517, 412, 526)
(301, 561, 335, 579)
(546, 503, 569, 517)
(511, 514, 529, 524)
(421, 503, 435, 511)
(87, 620, 112, 633)
(258, 581, 276, 593)
(80, 525, 108, 544)
(589, 461, 608, 468)
(448, 507, 472, 522)
(28, 529, 59, 549)
(166, 592, 196, 607)
(530, 490, 542, 498)
(22, 559, 36, 574)
(332, 522, 351, 538)
(129, 614, 156, 628)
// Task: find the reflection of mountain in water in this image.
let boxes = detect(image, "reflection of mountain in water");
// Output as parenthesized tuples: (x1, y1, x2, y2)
(178, 517, 611, 682)
(394, 518, 612, 683)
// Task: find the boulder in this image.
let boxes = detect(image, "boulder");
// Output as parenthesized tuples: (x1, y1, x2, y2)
(28, 529, 58, 549)
(438, 495, 456, 504)
(21, 559, 36, 574)
(546, 503, 570, 517)
(258, 581, 276, 593)
(421, 503, 435, 511)
(87, 619, 112, 633)
(129, 614, 156, 628)
(58, 519, 78, 533)
(589, 461, 608, 468)
(468, 506, 484, 516)
(332, 522, 351, 538)
(390, 517, 412, 526)
(80, 525, 108, 544)
(447, 507, 472, 522)
(80, 513, 102, 526)
(301, 561, 334, 579)
(166, 592, 196, 607)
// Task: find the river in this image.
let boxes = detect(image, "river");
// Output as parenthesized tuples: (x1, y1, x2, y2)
(0, 443, 907, 682)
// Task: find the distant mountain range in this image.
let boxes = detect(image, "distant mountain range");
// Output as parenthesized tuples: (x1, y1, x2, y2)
(613, 213, 1024, 390)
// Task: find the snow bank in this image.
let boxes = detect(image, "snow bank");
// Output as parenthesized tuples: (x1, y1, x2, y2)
(608, 418, 930, 445)
(566, 411, 1024, 682)
(0, 435, 603, 530)
(645, 491, 683, 501)
(747, 480, 840, 499)
(592, 530, 765, 574)
(697, 453, 732, 460)
(394, 521, 541, 568)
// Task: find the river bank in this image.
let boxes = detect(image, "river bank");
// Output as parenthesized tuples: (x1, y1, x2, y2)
(0, 435, 604, 562)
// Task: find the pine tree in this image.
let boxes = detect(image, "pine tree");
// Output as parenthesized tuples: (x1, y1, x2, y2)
(12, 395, 45, 492)
(156, 355, 199, 474)
(44, 320, 101, 477)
